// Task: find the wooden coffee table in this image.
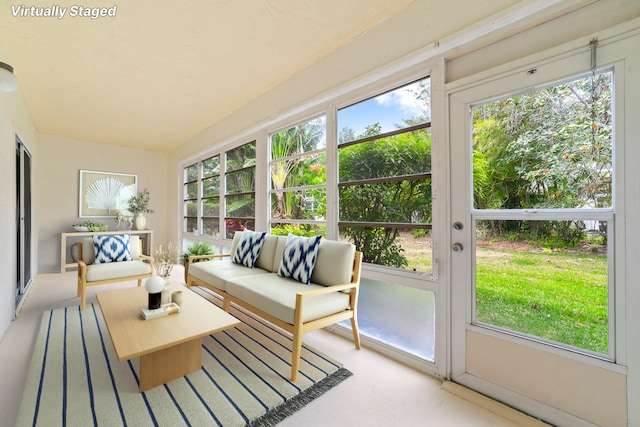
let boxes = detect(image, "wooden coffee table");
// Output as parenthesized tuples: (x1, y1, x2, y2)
(96, 283, 240, 392)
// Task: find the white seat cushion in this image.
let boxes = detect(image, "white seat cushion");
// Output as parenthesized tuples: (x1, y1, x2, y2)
(189, 258, 271, 291)
(86, 260, 151, 282)
(226, 273, 350, 324)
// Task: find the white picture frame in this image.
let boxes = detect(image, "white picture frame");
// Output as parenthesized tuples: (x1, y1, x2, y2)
(79, 170, 137, 218)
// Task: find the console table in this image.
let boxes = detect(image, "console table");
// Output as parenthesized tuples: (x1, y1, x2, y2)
(60, 229, 154, 273)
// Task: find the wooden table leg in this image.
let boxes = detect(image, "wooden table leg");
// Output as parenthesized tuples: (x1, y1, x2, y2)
(138, 338, 203, 392)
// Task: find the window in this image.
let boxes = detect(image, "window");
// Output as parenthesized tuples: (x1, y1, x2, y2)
(183, 142, 256, 242)
(201, 156, 221, 237)
(472, 70, 614, 357)
(225, 141, 256, 238)
(183, 156, 221, 236)
(269, 116, 326, 235)
(337, 77, 433, 273)
(183, 163, 198, 233)
(336, 76, 436, 364)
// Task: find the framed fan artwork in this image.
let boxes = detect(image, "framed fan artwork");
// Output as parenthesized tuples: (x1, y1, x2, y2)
(79, 170, 137, 218)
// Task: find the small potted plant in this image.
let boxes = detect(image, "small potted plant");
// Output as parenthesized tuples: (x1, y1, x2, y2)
(127, 188, 154, 230)
(180, 241, 215, 282)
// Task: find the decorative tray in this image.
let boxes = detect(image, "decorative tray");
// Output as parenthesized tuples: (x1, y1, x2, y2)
(141, 303, 181, 320)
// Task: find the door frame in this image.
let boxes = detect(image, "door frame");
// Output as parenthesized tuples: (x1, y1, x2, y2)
(444, 27, 639, 426)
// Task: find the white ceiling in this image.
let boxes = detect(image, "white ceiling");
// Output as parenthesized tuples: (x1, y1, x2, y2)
(0, 0, 523, 152)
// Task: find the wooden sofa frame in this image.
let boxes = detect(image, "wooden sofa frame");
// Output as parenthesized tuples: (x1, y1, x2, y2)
(77, 239, 154, 310)
(187, 250, 362, 382)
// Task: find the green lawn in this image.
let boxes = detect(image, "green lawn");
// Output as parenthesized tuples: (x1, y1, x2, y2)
(475, 248, 608, 354)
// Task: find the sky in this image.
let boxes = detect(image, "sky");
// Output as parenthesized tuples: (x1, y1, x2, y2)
(338, 79, 429, 138)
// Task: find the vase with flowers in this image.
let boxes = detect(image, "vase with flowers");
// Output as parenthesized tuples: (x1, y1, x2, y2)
(154, 242, 179, 278)
(127, 188, 154, 230)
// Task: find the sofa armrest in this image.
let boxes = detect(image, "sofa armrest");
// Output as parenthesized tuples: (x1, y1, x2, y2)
(294, 282, 359, 318)
(297, 282, 358, 298)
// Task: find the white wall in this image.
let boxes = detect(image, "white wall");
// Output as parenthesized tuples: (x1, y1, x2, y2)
(0, 64, 38, 341)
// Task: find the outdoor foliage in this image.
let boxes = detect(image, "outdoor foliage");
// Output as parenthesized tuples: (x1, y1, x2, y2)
(225, 142, 256, 237)
(339, 126, 432, 267)
(270, 117, 326, 224)
(473, 71, 613, 245)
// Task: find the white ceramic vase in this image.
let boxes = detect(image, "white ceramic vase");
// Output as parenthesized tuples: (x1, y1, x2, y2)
(134, 213, 146, 230)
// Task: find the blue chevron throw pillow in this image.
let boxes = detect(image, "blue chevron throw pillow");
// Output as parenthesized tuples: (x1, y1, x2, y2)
(232, 230, 267, 268)
(93, 234, 132, 264)
(277, 234, 322, 284)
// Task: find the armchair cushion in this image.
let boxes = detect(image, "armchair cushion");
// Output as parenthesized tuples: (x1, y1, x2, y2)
(92, 234, 132, 264)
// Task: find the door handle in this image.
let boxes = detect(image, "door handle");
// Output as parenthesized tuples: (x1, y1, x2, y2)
(452, 243, 464, 252)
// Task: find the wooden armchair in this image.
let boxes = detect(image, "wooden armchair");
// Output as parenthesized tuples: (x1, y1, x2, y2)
(77, 235, 154, 310)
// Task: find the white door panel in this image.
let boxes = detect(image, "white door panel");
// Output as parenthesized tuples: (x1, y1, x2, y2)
(448, 32, 638, 426)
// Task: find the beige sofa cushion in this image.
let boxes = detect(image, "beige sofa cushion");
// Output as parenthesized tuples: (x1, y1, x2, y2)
(189, 258, 271, 291)
(311, 240, 356, 287)
(226, 273, 351, 324)
(254, 234, 279, 272)
(230, 232, 280, 272)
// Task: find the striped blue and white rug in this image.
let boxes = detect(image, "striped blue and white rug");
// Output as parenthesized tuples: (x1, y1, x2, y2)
(17, 287, 352, 426)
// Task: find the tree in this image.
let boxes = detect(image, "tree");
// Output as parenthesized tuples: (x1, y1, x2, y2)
(339, 127, 432, 267)
(472, 71, 613, 242)
(271, 118, 326, 221)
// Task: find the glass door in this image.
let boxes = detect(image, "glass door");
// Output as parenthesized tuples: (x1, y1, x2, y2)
(448, 35, 633, 426)
(16, 136, 32, 311)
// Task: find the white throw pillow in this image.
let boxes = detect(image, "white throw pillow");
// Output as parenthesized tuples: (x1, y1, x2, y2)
(232, 230, 267, 268)
(277, 234, 322, 284)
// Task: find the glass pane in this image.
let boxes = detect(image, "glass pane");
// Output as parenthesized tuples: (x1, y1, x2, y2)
(184, 217, 197, 233)
(226, 219, 255, 239)
(338, 77, 430, 143)
(226, 141, 256, 172)
(201, 218, 219, 237)
(340, 277, 435, 362)
(339, 180, 431, 224)
(225, 193, 255, 218)
(202, 176, 220, 197)
(184, 163, 198, 182)
(271, 188, 326, 221)
(340, 226, 432, 273)
(271, 116, 326, 161)
(184, 182, 197, 199)
(202, 197, 219, 217)
(475, 219, 608, 354)
(226, 169, 255, 194)
(472, 71, 613, 210)
(202, 155, 220, 178)
(271, 152, 326, 190)
(184, 201, 197, 217)
(339, 130, 430, 180)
